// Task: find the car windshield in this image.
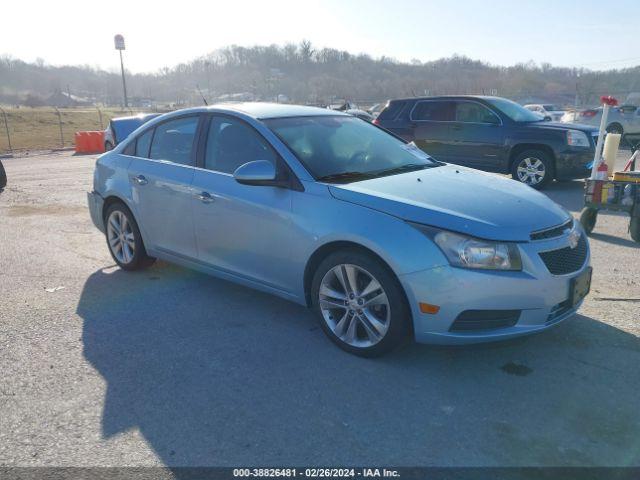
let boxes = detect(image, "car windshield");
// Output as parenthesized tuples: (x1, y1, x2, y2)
(265, 115, 437, 182)
(486, 98, 543, 122)
(543, 104, 559, 111)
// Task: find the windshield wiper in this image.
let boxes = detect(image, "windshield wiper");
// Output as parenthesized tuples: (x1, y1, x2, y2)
(368, 163, 437, 178)
(318, 163, 438, 183)
(316, 171, 373, 183)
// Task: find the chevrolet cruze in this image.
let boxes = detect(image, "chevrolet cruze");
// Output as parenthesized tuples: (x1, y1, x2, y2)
(87, 103, 592, 356)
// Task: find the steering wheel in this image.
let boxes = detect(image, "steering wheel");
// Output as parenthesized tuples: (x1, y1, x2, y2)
(349, 150, 370, 167)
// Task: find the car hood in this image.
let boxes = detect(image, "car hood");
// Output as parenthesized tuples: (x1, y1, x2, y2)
(328, 164, 571, 242)
(523, 121, 598, 133)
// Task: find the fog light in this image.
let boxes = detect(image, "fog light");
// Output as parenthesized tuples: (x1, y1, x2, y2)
(419, 302, 440, 314)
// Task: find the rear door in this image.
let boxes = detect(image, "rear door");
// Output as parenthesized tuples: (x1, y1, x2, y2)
(409, 100, 455, 162)
(128, 115, 201, 259)
(447, 100, 504, 170)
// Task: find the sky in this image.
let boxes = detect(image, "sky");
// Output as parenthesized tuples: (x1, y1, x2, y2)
(2, 0, 639, 73)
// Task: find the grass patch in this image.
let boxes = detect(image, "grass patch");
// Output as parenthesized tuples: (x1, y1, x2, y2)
(0, 107, 148, 152)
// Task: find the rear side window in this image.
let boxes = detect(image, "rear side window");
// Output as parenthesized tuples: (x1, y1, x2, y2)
(135, 129, 153, 158)
(455, 101, 500, 124)
(149, 116, 199, 166)
(376, 101, 406, 121)
(411, 101, 454, 121)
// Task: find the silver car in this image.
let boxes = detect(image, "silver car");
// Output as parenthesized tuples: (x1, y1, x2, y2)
(562, 104, 640, 135)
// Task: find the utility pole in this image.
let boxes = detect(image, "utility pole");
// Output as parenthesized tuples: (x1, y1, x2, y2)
(114, 34, 128, 108)
(574, 72, 580, 116)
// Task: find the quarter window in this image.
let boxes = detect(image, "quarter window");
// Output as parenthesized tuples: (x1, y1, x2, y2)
(135, 129, 153, 158)
(149, 116, 199, 165)
(204, 116, 277, 174)
(455, 102, 500, 124)
(411, 101, 454, 121)
(123, 140, 136, 156)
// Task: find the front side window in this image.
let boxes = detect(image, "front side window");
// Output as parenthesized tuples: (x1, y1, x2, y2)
(149, 116, 199, 165)
(486, 98, 542, 123)
(135, 129, 154, 158)
(266, 115, 437, 181)
(455, 102, 500, 124)
(411, 101, 454, 122)
(204, 116, 277, 174)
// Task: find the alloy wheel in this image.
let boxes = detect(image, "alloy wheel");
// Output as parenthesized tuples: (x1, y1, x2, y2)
(318, 264, 390, 348)
(516, 157, 546, 186)
(106, 210, 136, 264)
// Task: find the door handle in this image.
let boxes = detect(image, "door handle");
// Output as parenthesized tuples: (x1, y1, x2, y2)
(196, 191, 215, 204)
(452, 125, 462, 131)
(133, 175, 148, 185)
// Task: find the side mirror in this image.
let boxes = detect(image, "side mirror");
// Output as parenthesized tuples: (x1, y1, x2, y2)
(233, 160, 277, 186)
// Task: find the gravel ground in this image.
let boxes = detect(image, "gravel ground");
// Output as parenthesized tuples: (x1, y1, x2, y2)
(0, 151, 638, 467)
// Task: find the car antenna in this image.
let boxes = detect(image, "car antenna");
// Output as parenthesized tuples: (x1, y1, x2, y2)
(196, 84, 208, 106)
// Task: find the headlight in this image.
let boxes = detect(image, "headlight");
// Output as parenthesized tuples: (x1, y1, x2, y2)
(410, 224, 522, 271)
(567, 130, 590, 147)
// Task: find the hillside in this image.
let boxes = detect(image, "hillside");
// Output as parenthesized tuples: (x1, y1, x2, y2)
(2, 42, 640, 107)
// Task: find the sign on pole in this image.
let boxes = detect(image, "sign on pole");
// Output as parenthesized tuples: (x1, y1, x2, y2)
(114, 34, 125, 50)
(114, 34, 128, 107)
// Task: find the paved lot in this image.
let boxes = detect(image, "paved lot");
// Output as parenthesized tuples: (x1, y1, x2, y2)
(0, 152, 639, 467)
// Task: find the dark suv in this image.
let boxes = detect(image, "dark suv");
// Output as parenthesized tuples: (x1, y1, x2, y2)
(374, 96, 598, 189)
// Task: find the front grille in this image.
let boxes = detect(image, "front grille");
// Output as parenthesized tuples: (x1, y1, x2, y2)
(530, 219, 574, 241)
(450, 310, 521, 332)
(539, 234, 588, 275)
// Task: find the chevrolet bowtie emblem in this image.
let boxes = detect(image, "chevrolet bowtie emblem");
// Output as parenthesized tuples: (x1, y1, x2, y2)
(568, 230, 580, 249)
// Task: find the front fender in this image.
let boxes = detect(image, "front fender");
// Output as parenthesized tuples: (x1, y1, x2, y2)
(296, 183, 448, 278)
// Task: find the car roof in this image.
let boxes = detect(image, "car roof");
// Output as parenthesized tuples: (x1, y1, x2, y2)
(157, 102, 347, 120)
(111, 113, 160, 124)
(389, 95, 504, 103)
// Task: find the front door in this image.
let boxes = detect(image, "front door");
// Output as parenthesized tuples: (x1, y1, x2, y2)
(128, 115, 200, 259)
(447, 101, 504, 170)
(191, 114, 296, 293)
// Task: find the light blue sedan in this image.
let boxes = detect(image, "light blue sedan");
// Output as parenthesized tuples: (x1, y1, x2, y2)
(87, 103, 592, 356)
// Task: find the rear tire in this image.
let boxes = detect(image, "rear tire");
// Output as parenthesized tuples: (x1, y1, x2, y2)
(104, 202, 155, 271)
(311, 249, 410, 357)
(511, 150, 554, 190)
(580, 207, 598, 235)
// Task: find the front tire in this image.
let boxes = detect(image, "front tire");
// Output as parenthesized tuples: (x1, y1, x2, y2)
(606, 123, 623, 135)
(580, 207, 598, 235)
(630, 217, 640, 243)
(311, 250, 410, 357)
(511, 150, 553, 189)
(104, 202, 155, 271)
(0, 160, 6, 189)
(104, 141, 114, 151)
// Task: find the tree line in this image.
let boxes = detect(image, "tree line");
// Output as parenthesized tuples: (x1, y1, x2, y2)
(1, 41, 639, 107)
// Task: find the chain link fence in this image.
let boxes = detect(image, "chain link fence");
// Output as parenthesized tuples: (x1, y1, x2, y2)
(0, 107, 147, 154)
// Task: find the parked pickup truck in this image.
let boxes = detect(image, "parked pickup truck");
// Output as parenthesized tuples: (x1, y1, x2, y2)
(374, 95, 598, 189)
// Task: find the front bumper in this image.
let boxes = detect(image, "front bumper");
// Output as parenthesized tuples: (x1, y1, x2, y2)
(87, 191, 105, 233)
(400, 229, 591, 345)
(555, 148, 593, 180)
